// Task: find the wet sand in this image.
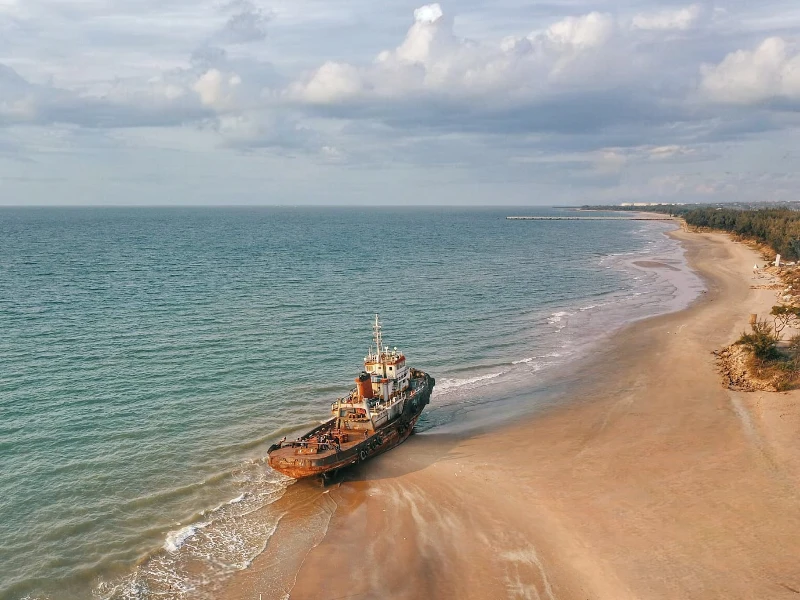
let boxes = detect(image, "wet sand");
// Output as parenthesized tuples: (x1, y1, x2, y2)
(632, 259, 682, 271)
(225, 230, 800, 599)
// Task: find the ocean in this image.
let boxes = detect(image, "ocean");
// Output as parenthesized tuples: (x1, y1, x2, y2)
(0, 207, 704, 599)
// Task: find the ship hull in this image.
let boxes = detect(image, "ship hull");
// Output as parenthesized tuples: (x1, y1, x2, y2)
(267, 373, 434, 479)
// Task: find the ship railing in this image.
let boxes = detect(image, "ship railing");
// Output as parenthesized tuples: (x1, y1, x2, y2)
(281, 439, 341, 452)
(369, 400, 406, 416)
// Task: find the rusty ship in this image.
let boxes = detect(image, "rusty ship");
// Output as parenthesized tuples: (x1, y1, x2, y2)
(267, 315, 435, 479)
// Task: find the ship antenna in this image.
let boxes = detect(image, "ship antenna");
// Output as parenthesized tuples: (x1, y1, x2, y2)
(373, 314, 383, 359)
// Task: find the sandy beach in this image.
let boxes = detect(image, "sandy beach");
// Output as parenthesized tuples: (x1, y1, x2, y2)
(226, 230, 800, 599)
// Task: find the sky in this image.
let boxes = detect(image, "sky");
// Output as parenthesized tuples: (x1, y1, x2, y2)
(2, 0, 800, 205)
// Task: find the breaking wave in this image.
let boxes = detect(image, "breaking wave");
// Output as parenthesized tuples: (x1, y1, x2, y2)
(512, 352, 562, 365)
(95, 462, 292, 600)
(547, 311, 571, 331)
(164, 522, 209, 553)
(434, 371, 505, 395)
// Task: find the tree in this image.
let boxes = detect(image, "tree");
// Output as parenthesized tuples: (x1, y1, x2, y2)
(736, 320, 780, 360)
(683, 208, 800, 260)
(770, 305, 800, 338)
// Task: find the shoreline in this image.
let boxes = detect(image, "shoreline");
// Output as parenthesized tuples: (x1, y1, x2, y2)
(367, 219, 702, 437)
(70, 216, 700, 600)
(224, 229, 800, 599)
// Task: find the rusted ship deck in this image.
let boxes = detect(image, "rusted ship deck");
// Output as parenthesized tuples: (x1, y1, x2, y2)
(268, 371, 433, 478)
(268, 315, 434, 479)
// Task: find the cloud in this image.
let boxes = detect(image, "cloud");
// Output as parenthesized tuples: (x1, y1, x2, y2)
(0, 64, 38, 122)
(280, 5, 719, 154)
(0, 2, 766, 157)
(631, 5, 703, 31)
(593, 149, 627, 174)
(393, 3, 456, 65)
(4, 0, 800, 206)
(218, 0, 272, 44)
(700, 37, 800, 105)
(209, 111, 318, 151)
(193, 68, 243, 109)
(413, 3, 443, 25)
(0, 0, 22, 18)
(293, 61, 363, 104)
(288, 8, 623, 109)
(648, 145, 696, 160)
(544, 12, 615, 48)
(0, 61, 217, 129)
(0, 3, 722, 140)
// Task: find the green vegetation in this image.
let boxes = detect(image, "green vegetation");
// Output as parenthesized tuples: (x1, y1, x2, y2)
(581, 204, 693, 216)
(736, 319, 800, 391)
(682, 208, 800, 260)
(770, 305, 800, 336)
(585, 203, 800, 389)
(586, 203, 800, 390)
(789, 334, 800, 371)
(583, 205, 800, 261)
(736, 320, 781, 360)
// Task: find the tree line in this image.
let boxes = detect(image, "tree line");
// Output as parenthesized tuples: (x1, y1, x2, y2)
(581, 205, 693, 216)
(583, 205, 800, 260)
(683, 208, 800, 260)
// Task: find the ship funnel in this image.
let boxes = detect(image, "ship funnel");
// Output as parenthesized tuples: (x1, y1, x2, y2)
(355, 371, 374, 400)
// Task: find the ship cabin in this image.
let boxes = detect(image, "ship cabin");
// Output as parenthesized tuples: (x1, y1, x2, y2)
(330, 316, 411, 434)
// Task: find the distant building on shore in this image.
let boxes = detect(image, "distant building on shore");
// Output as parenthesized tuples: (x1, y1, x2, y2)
(619, 202, 686, 207)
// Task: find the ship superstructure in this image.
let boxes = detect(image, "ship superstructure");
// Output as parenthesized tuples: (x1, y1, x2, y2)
(332, 315, 412, 433)
(268, 315, 434, 479)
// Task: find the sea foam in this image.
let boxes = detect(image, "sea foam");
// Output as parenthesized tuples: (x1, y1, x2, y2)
(434, 371, 505, 394)
(164, 522, 209, 553)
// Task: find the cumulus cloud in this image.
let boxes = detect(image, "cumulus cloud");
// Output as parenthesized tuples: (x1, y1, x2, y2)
(288, 7, 624, 108)
(392, 3, 456, 65)
(295, 61, 363, 103)
(544, 12, 615, 48)
(193, 68, 243, 109)
(0, 2, 726, 139)
(701, 37, 800, 104)
(413, 3, 444, 25)
(631, 4, 703, 31)
(210, 110, 317, 151)
(0, 60, 216, 129)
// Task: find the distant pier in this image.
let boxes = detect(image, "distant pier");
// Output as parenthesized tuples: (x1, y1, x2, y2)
(506, 216, 677, 221)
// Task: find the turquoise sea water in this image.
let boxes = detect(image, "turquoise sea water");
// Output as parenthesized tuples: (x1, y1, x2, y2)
(0, 207, 703, 599)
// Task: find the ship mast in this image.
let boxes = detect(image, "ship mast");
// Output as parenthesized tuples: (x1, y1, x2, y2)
(373, 313, 383, 359)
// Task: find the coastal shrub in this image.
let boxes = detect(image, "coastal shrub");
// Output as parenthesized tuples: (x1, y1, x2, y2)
(773, 369, 797, 392)
(770, 305, 800, 338)
(728, 324, 800, 391)
(736, 321, 780, 361)
(788, 334, 800, 367)
(767, 358, 800, 391)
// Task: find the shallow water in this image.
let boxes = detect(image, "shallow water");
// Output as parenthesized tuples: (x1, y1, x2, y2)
(0, 207, 703, 599)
